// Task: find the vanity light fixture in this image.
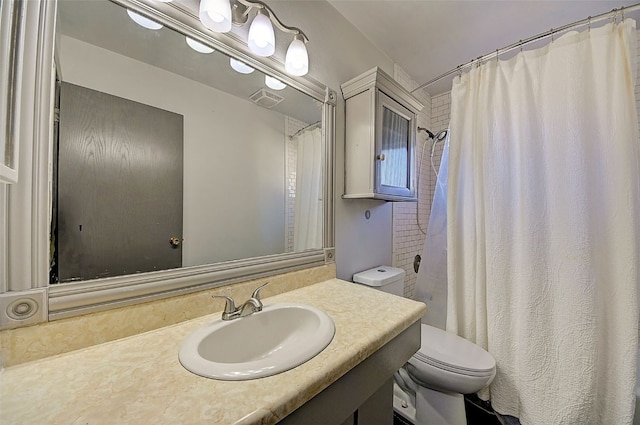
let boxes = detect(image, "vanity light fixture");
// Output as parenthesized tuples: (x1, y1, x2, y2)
(248, 9, 275, 57)
(199, 0, 232, 33)
(247, 9, 276, 57)
(265, 75, 286, 90)
(230, 58, 255, 74)
(285, 34, 309, 76)
(199, 0, 310, 76)
(127, 9, 164, 30)
(186, 37, 215, 54)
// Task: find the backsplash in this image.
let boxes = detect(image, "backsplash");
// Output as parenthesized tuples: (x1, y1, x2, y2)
(0, 264, 335, 368)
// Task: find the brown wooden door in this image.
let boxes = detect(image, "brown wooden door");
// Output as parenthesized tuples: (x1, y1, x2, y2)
(56, 82, 183, 282)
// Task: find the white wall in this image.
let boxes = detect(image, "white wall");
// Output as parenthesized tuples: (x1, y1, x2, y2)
(267, 1, 396, 281)
(57, 35, 287, 266)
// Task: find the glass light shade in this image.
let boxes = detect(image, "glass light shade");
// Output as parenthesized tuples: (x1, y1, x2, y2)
(127, 10, 163, 30)
(186, 37, 215, 54)
(199, 0, 232, 33)
(230, 58, 255, 74)
(155, 0, 173, 2)
(248, 10, 275, 57)
(265, 75, 286, 91)
(285, 35, 309, 76)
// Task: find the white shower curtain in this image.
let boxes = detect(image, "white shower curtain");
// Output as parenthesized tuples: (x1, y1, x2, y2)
(416, 133, 449, 330)
(447, 19, 640, 424)
(293, 127, 322, 251)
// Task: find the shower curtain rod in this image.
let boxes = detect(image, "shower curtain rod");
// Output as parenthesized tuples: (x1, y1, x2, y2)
(289, 121, 321, 139)
(411, 3, 640, 94)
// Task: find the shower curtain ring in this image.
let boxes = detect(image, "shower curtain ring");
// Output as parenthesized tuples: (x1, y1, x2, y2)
(612, 8, 620, 24)
(496, 49, 499, 62)
(588, 16, 591, 32)
(519, 40, 523, 53)
(551, 29, 554, 42)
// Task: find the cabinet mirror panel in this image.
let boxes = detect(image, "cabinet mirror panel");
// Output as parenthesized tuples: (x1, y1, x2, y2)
(52, 0, 325, 284)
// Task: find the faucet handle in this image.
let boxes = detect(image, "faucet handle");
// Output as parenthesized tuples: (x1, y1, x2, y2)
(212, 295, 236, 314)
(251, 281, 270, 301)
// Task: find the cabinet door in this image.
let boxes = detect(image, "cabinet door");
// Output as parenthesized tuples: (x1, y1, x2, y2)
(375, 91, 415, 199)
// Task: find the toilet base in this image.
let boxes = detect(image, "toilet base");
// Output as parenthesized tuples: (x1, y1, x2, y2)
(393, 383, 416, 424)
(393, 383, 467, 425)
(416, 385, 466, 425)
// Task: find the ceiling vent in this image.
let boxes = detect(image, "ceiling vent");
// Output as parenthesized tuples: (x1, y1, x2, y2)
(249, 88, 284, 108)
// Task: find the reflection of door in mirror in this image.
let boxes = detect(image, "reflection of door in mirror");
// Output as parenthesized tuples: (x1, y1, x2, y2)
(53, 82, 184, 283)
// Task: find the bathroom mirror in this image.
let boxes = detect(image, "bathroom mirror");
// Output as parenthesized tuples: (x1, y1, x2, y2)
(0, 0, 335, 324)
(53, 0, 324, 283)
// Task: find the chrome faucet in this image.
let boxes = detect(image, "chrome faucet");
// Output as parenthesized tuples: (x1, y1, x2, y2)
(212, 281, 270, 320)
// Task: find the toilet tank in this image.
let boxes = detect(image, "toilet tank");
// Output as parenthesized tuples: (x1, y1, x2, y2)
(352, 266, 406, 297)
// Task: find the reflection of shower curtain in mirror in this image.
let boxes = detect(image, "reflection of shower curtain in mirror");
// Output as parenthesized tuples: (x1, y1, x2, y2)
(293, 127, 322, 251)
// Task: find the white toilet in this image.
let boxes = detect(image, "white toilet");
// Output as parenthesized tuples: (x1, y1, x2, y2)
(353, 266, 496, 425)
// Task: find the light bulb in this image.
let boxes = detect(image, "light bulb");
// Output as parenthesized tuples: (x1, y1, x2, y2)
(230, 58, 255, 74)
(285, 35, 309, 76)
(248, 10, 275, 57)
(265, 75, 286, 91)
(127, 10, 163, 30)
(186, 37, 215, 54)
(199, 0, 231, 33)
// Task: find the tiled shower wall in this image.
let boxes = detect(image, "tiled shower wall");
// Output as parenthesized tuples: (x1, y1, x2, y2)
(393, 66, 435, 298)
(391, 86, 450, 299)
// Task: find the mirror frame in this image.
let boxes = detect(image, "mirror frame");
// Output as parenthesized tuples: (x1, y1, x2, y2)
(0, 0, 24, 184)
(0, 0, 335, 328)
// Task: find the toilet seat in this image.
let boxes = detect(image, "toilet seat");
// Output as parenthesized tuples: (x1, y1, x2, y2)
(413, 325, 495, 377)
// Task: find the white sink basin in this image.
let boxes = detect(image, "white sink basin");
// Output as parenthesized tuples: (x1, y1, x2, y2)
(178, 302, 335, 380)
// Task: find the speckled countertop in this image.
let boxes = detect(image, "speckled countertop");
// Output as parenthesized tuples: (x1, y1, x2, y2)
(0, 279, 426, 425)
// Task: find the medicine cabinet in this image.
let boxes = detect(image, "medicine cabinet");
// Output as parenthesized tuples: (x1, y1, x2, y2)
(341, 67, 423, 201)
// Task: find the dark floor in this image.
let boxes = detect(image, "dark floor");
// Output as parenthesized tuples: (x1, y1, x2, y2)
(464, 395, 501, 425)
(392, 395, 502, 425)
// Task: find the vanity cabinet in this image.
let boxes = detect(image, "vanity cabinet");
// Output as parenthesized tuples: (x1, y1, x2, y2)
(281, 320, 420, 425)
(341, 67, 423, 201)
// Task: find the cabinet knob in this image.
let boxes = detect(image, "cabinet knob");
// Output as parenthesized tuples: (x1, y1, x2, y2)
(377, 153, 386, 161)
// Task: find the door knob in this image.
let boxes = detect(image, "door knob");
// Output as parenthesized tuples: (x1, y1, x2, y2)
(377, 153, 386, 161)
(169, 237, 182, 248)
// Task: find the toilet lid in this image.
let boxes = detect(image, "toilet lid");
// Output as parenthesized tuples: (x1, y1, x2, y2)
(414, 325, 496, 377)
